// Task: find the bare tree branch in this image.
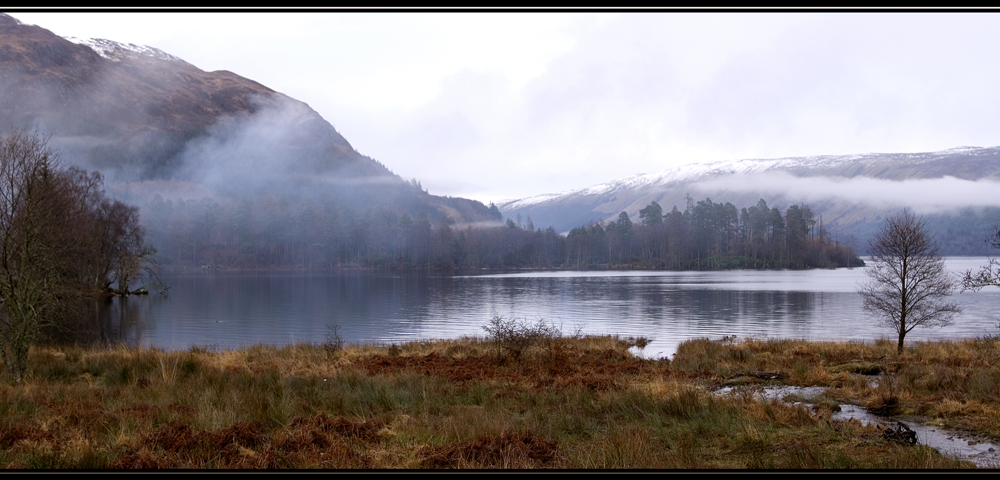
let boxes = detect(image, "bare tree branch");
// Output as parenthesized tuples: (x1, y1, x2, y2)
(961, 228, 1000, 293)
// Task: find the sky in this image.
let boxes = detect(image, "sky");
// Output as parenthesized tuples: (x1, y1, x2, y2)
(9, 10, 1000, 204)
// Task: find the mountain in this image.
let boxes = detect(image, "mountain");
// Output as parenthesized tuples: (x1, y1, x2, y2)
(499, 147, 1000, 254)
(0, 13, 497, 224)
(0, 14, 360, 177)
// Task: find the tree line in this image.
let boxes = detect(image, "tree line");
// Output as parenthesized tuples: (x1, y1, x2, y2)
(139, 191, 861, 271)
(565, 197, 861, 270)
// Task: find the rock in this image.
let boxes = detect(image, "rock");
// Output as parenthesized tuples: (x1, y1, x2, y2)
(881, 422, 917, 446)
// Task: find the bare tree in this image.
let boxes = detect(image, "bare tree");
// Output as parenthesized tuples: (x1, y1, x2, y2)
(961, 228, 1000, 293)
(58, 168, 157, 295)
(111, 204, 157, 295)
(0, 131, 157, 381)
(858, 210, 961, 354)
(0, 130, 68, 382)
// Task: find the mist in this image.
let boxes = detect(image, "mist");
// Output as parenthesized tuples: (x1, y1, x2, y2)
(694, 172, 1000, 215)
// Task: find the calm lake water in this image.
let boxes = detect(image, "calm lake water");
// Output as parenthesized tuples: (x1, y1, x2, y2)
(98, 258, 999, 358)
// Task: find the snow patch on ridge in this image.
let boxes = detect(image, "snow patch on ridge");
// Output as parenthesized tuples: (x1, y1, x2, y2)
(499, 191, 571, 210)
(501, 146, 996, 211)
(65, 37, 191, 66)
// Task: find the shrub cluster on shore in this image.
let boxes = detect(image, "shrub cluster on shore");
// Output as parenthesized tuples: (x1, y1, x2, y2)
(0, 333, 991, 469)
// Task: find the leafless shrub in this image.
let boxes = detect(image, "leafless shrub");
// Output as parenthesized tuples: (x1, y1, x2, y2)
(324, 324, 344, 358)
(482, 313, 561, 364)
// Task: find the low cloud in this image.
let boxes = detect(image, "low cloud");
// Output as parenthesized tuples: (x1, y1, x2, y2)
(695, 171, 1000, 214)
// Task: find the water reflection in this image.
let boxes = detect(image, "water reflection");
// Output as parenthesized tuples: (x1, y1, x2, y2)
(78, 258, 999, 357)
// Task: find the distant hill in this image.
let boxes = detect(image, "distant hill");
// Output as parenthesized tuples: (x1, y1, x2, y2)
(499, 147, 1000, 255)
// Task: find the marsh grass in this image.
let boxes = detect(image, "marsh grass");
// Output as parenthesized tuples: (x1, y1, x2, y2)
(0, 335, 980, 469)
(676, 336, 1000, 441)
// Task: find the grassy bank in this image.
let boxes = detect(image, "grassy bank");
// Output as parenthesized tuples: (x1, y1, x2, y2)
(0, 333, 988, 469)
(674, 336, 1000, 442)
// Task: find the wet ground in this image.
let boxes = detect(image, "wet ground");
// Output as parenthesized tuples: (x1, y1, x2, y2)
(717, 385, 1000, 468)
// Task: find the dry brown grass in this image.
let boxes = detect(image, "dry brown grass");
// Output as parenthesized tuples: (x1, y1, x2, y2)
(0, 335, 980, 469)
(674, 336, 1000, 442)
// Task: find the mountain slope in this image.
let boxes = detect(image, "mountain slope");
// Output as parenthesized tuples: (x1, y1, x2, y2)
(0, 15, 352, 177)
(499, 146, 1000, 253)
(0, 13, 497, 225)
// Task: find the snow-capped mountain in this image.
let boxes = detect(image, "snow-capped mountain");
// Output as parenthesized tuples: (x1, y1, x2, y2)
(498, 146, 1000, 253)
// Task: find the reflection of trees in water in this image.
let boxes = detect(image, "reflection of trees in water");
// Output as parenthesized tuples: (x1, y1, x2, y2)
(220, 273, 441, 342)
(481, 277, 825, 336)
(622, 287, 818, 334)
(83, 273, 449, 346)
(100, 295, 158, 346)
(785, 291, 814, 325)
(694, 290, 814, 330)
(39, 298, 101, 345)
(41, 295, 155, 347)
(67, 272, 883, 352)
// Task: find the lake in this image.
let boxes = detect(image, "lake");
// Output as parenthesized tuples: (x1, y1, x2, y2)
(97, 258, 999, 358)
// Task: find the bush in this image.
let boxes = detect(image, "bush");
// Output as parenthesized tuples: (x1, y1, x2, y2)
(324, 324, 345, 359)
(482, 313, 560, 364)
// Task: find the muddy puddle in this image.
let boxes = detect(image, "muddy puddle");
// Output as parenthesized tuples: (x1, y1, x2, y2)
(716, 385, 1000, 468)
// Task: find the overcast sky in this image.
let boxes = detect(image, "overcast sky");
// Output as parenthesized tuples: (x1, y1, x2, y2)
(10, 11, 1000, 204)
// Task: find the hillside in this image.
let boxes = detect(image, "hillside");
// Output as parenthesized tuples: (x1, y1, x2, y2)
(0, 13, 498, 226)
(499, 147, 1000, 254)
